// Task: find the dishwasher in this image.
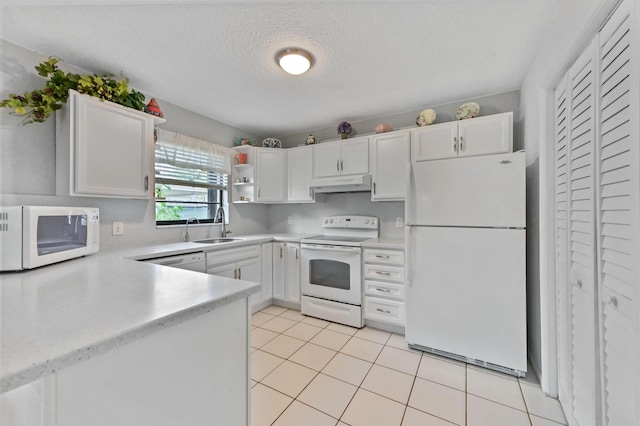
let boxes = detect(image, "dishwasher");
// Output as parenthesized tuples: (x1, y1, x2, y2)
(142, 252, 206, 273)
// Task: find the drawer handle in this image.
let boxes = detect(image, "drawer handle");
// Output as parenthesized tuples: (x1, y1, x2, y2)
(376, 308, 391, 314)
(376, 288, 391, 293)
(604, 295, 618, 307)
(376, 271, 391, 276)
(573, 279, 583, 288)
(375, 255, 390, 259)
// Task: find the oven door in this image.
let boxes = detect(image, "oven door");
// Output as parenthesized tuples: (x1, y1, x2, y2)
(301, 243, 362, 305)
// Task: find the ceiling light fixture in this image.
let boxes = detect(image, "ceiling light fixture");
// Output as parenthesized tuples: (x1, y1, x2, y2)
(276, 48, 314, 75)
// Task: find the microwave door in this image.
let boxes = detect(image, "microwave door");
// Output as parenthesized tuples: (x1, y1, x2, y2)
(37, 215, 88, 255)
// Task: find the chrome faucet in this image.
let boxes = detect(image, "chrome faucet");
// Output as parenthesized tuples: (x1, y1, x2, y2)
(184, 217, 199, 242)
(214, 207, 229, 238)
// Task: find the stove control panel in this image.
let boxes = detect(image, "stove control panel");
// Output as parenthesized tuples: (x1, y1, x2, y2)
(322, 215, 378, 229)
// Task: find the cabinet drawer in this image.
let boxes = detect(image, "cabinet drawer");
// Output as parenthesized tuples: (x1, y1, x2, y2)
(363, 248, 404, 266)
(364, 280, 405, 300)
(364, 264, 404, 282)
(364, 297, 405, 325)
(206, 245, 260, 268)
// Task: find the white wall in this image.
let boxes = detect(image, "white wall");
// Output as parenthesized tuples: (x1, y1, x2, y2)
(518, 0, 620, 393)
(0, 40, 269, 248)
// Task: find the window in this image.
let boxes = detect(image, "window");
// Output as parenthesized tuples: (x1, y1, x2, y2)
(154, 129, 234, 225)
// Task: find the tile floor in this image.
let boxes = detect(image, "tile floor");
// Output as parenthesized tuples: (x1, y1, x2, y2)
(251, 305, 568, 426)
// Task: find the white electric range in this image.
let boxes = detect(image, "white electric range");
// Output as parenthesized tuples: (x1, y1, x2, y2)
(300, 215, 379, 328)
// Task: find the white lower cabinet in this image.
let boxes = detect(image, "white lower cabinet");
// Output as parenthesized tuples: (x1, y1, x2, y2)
(0, 299, 250, 426)
(206, 245, 262, 311)
(272, 242, 301, 305)
(363, 247, 406, 327)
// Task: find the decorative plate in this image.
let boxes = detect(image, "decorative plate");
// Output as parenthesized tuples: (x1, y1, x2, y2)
(262, 138, 282, 148)
(456, 102, 480, 120)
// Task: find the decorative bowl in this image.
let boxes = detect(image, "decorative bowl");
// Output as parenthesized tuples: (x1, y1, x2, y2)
(375, 123, 392, 133)
(416, 109, 436, 127)
(456, 102, 480, 120)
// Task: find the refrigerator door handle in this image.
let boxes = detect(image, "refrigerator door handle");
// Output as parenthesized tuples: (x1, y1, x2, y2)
(405, 226, 412, 287)
(404, 162, 414, 226)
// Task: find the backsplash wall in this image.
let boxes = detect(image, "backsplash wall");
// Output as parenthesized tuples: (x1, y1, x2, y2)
(267, 193, 405, 238)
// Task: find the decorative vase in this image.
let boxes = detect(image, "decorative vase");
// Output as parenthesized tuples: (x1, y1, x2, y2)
(341, 132, 348, 139)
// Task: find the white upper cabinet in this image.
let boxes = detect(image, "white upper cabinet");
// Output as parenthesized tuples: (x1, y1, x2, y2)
(255, 148, 286, 203)
(411, 112, 513, 162)
(287, 145, 314, 202)
(370, 130, 410, 201)
(313, 136, 369, 178)
(56, 90, 157, 198)
(411, 123, 458, 162)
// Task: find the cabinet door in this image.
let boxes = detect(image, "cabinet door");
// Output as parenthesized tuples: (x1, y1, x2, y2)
(272, 243, 285, 300)
(237, 257, 260, 283)
(206, 263, 237, 279)
(410, 122, 458, 162)
(284, 243, 301, 303)
(73, 91, 153, 198)
(287, 146, 314, 202)
(458, 112, 513, 158)
(256, 149, 286, 202)
(371, 131, 410, 201)
(340, 137, 369, 175)
(313, 141, 342, 178)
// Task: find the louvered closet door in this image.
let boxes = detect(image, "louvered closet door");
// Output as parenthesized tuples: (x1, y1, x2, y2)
(567, 41, 599, 426)
(596, 1, 638, 423)
(553, 75, 573, 415)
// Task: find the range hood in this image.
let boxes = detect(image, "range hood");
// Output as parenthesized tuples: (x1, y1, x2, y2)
(310, 174, 372, 193)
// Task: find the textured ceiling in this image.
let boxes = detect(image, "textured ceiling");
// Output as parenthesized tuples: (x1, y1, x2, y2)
(2, 0, 559, 137)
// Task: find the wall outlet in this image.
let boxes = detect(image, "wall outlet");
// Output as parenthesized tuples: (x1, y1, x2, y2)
(395, 217, 403, 228)
(287, 216, 293, 225)
(112, 221, 124, 236)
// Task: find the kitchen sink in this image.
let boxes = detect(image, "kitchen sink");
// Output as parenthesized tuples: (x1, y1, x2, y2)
(191, 238, 245, 244)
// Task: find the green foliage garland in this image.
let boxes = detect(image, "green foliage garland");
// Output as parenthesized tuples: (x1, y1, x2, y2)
(0, 57, 146, 124)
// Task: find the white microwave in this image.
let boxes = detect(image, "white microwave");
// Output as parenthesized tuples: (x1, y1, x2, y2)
(0, 206, 100, 271)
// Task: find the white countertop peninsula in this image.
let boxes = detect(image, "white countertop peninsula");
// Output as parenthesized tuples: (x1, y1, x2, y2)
(0, 246, 260, 395)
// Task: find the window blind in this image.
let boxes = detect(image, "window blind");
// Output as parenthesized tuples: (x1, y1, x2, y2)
(155, 128, 234, 175)
(155, 129, 234, 189)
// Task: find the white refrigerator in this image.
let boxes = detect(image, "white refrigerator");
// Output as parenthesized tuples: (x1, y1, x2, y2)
(405, 151, 527, 376)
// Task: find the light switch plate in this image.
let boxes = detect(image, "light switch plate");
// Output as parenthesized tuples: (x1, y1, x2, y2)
(395, 217, 403, 228)
(112, 221, 124, 236)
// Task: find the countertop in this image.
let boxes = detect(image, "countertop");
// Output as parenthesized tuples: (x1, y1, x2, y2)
(0, 232, 397, 393)
(1, 238, 277, 393)
(361, 237, 405, 250)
